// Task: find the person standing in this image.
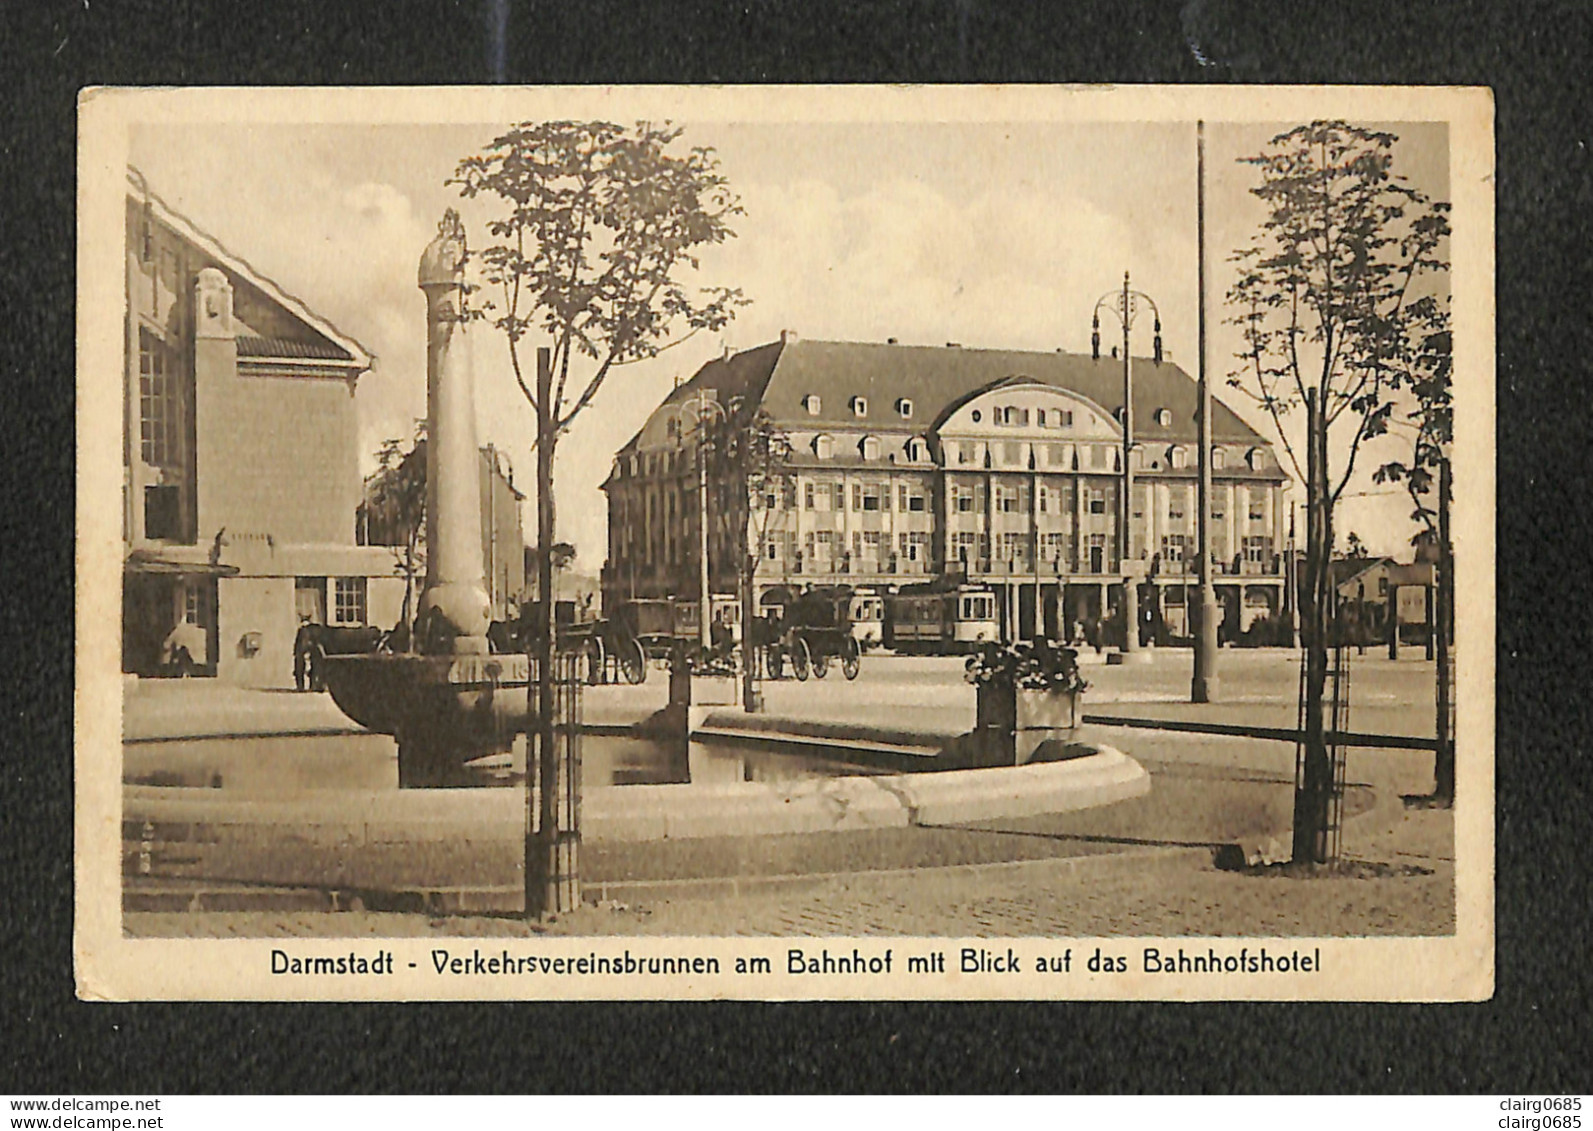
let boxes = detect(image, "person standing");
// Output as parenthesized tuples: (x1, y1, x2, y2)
(293, 616, 316, 691)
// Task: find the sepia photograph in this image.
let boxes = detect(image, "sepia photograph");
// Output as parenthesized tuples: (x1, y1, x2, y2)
(76, 84, 1493, 1000)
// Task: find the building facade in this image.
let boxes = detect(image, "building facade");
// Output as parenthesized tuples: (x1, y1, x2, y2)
(357, 441, 528, 622)
(603, 335, 1291, 644)
(123, 170, 406, 686)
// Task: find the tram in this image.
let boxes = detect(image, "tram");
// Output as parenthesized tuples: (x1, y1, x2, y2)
(882, 582, 1000, 654)
(846, 588, 885, 651)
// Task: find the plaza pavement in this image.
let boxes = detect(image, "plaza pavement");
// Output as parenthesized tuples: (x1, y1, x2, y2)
(119, 648, 1454, 935)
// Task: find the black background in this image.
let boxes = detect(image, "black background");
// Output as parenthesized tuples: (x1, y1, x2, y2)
(2, 0, 1587, 1095)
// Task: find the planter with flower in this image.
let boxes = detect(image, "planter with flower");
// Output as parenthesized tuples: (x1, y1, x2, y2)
(965, 641, 1090, 765)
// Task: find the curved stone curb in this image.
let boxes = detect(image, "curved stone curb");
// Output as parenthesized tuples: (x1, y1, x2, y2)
(124, 745, 1149, 851)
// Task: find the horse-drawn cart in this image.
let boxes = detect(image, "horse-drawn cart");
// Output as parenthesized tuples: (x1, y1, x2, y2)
(489, 600, 647, 685)
(758, 588, 861, 682)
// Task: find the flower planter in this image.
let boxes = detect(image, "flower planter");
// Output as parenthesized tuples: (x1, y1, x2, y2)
(976, 682, 1084, 766)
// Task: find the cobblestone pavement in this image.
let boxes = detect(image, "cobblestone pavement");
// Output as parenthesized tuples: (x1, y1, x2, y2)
(125, 805, 1454, 939)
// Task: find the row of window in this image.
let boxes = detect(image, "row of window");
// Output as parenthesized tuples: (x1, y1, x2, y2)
(801, 394, 916, 419)
(950, 482, 1111, 515)
(808, 434, 930, 462)
(295, 576, 368, 626)
(798, 481, 932, 513)
(974, 405, 1075, 428)
(793, 529, 934, 561)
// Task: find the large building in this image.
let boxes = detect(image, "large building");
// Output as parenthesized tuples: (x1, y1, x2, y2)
(122, 170, 406, 686)
(602, 333, 1291, 644)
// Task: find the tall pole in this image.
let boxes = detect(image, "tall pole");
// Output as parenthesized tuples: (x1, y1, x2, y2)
(697, 389, 713, 656)
(1192, 119, 1221, 702)
(530, 344, 563, 916)
(1121, 271, 1139, 655)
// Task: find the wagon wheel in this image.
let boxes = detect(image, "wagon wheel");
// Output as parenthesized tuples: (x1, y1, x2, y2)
(764, 645, 785, 681)
(620, 637, 647, 685)
(811, 642, 831, 679)
(841, 635, 861, 681)
(584, 635, 605, 685)
(790, 637, 811, 681)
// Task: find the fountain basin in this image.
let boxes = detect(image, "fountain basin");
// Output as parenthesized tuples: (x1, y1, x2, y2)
(319, 652, 533, 786)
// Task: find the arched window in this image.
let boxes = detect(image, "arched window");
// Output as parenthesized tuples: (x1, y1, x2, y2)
(860, 435, 881, 460)
(1247, 447, 1265, 470)
(905, 436, 926, 462)
(1212, 447, 1226, 470)
(1155, 407, 1173, 428)
(803, 394, 822, 415)
(896, 397, 914, 419)
(1170, 445, 1189, 469)
(813, 434, 834, 459)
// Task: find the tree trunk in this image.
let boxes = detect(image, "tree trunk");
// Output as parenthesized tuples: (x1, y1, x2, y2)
(528, 345, 574, 916)
(1434, 456, 1454, 804)
(741, 551, 758, 711)
(1292, 389, 1333, 864)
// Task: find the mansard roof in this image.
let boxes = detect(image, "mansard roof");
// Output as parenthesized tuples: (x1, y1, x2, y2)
(651, 337, 1270, 448)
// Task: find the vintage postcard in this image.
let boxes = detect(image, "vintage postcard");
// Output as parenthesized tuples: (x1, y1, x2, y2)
(76, 84, 1494, 1001)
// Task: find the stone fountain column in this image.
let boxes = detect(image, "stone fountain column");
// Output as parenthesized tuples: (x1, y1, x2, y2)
(416, 211, 492, 655)
(318, 211, 531, 788)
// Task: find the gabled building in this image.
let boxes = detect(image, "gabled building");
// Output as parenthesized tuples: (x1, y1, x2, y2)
(122, 169, 406, 685)
(603, 333, 1291, 644)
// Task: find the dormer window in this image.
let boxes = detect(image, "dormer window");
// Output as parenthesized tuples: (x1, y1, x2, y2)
(860, 435, 881, 460)
(905, 437, 927, 462)
(813, 434, 834, 459)
(803, 394, 822, 415)
(896, 397, 913, 419)
(1212, 448, 1226, 470)
(1155, 408, 1173, 428)
(1247, 447, 1265, 471)
(851, 395, 868, 417)
(1170, 445, 1189, 469)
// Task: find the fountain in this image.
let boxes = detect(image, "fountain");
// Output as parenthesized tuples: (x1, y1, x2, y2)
(320, 212, 532, 787)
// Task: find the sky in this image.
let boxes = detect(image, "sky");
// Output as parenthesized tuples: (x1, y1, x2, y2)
(129, 113, 1449, 569)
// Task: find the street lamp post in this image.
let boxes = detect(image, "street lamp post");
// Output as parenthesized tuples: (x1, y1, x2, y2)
(662, 389, 729, 657)
(1093, 271, 1162, 660)
(659, 387, 739, 665)
(1191, 119, 1222, 703)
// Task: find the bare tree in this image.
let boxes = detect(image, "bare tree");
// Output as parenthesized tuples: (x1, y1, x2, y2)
(703, 404, 795, 707)
(1226, 120, 1450, 862)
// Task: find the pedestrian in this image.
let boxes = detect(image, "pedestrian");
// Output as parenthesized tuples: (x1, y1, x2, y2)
(293, 616, 316, 691)
(161, 619, 206, 677)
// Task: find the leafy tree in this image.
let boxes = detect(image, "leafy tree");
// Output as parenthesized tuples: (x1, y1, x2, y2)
(1226, 120, 1450, 862)
(1342, 530, 1369, 559)
(363, 422, 427, 642)
(452, 120, 746, 915)
(1374, 252, 1453, 803)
